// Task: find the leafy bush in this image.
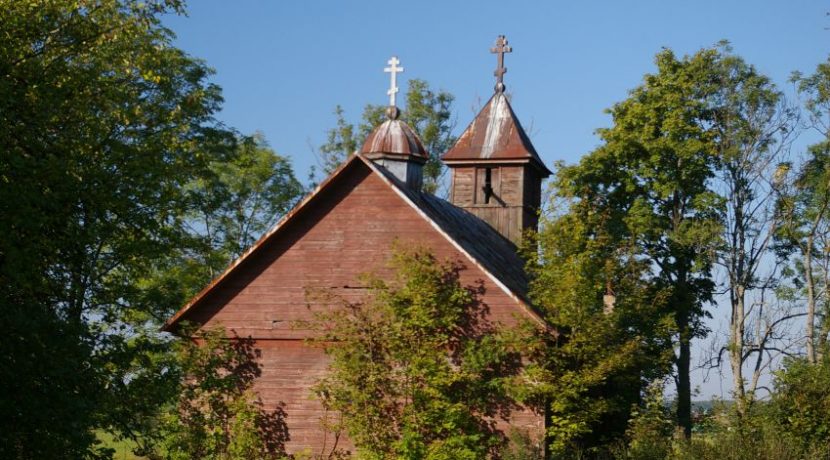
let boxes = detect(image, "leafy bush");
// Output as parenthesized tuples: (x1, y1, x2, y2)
(144, 329, 290, 460)
(768, 354, 830, 446)
(308, 246, 524, 459)
(618, 382, 674, 460)
(617, 398, 830, 460)
(500, 429, 545, 460)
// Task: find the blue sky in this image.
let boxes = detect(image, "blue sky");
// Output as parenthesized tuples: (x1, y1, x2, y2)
(164, 1, 829, 399)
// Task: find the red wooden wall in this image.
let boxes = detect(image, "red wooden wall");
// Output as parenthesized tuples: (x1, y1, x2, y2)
(183, 160, 544, 454)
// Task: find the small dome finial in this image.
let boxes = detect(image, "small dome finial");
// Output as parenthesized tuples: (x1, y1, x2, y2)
(490, 35, 512, 93)
(384, 56, 404, 116)
(385, 106, 400, 120)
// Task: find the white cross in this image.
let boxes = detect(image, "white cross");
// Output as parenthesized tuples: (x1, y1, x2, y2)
(384, 56, 404, 107)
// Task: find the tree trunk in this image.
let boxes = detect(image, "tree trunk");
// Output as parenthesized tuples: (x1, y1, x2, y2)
(819, 259, 830, 360)
(677, 328, 692, 438)
(805, 240, 817, 364)
(730, 286, 746, 416)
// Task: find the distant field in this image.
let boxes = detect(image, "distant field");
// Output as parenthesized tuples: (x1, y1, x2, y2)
(96, 431, 146, 460)
(691, 399, 734, 412)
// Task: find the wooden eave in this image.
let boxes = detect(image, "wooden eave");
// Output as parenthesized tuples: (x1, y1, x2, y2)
(162, 153, 547, 333)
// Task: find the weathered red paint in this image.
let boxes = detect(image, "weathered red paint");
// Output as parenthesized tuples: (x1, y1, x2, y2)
(164, 155, 546, 454)
(442, 92, 551, 176)
(359, 118, 428, 159)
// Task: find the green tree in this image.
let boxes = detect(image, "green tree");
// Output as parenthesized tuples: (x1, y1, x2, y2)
(318, 105, 360, 177)
(317, 79, 455, 194)
(593, 48, 723, 438)
(527, 174, 673, 456)
(768, 352, 830, 449)
(185, 132, 304, 280)
(780, 57, 830, 363)
(0, 1, 236, 457)
(709, 47, 797, 416)
(532, 47, 725, 447)
(308, 246, 523, 459)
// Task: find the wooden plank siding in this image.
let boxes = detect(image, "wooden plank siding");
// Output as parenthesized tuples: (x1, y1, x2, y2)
(184, 161, 544, 454)
(450, 166, 476, 206)
(449, 164, 535, 245)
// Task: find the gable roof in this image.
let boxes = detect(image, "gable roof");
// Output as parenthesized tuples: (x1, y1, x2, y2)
(162, 154, 545, 332)
(370, 164, 532, 307)
(442, 92, 552, 176)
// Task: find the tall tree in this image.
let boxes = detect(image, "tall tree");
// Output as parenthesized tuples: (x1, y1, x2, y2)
(527, 187, 674, 456)
(184, 132, 304, 280)
(776, 145, 830, 366)
(710, 48, 798, 415)
(536, 47, 725, 441)
(599, 48, 723, 438)
(317, 79, 455, 194)
(781, 57, 830, 362)
(0, 1, 236, 456)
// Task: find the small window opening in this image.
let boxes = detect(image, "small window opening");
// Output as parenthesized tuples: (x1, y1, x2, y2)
(483, 168, 493, 204)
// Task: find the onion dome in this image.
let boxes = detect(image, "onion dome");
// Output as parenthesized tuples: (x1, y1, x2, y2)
(359, 107, 427, 162)
(360, 56, 428, 191)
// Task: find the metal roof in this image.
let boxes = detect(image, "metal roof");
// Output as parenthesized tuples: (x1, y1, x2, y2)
(442, 92, 551, 176)
(359, 118, 428, 160)
(162, 154, 545, 332)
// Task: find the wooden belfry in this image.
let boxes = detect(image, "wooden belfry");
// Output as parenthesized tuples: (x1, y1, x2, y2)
(442, 35, 551, 245)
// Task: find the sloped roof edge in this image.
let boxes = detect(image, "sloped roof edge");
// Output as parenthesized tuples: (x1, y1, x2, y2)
(442, 92, 552, 176)
(161, 154, 366, 332)
(361, 157, 547, 327)
(162, 153, 546, 332)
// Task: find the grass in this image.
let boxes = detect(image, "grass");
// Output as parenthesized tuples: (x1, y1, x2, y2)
(95, 431, 147, 460)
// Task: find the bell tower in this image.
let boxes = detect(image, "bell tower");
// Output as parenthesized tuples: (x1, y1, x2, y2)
(442, 35, 551, 245)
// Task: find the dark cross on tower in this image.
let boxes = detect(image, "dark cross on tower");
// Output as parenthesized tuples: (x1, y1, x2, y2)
(490, 35, 512, 93)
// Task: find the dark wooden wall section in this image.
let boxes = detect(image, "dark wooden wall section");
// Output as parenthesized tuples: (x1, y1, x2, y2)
(449, 163, 542, 245)
(450, 166, 476, 206)
(186, 161, 544, 454)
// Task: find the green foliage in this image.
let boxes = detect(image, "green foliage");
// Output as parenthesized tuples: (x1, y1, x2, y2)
(779, 57, 830, 360)
(669, 406, 830, 460)
(527, 205, 673, 456)
(793, 56, 830, 130)
(615, 400, 830, 460)
(0, 2, 304, 458)
(528, 46, 737, 454)
(184, 132, 304, 279)
(152, 329, 289, 460)
(592, 47, 725, 436)
(499, 429, 545, 460)
(318, 105, 361, 176)
(317, 79, 455, 194)
(619, 382, 674, 460)
(402, 79, 457, 191)
(768, 353, 830, 447)
(0, 0, 237, 457)
(308, 245, 524, 459)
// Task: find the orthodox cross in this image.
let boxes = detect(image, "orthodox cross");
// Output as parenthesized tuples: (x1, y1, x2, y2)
(490, 35, 512, 92)
(384, 56, 404, 107)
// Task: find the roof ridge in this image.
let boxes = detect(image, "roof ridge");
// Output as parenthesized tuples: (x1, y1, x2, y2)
(163, 154, 547, 332)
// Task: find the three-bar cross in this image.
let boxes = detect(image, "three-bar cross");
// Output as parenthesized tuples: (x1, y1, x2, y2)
(490, 35, 512, 92)
(384, 56, 404, 107)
